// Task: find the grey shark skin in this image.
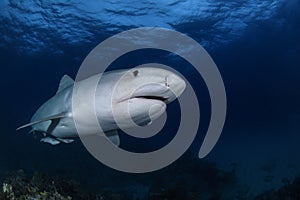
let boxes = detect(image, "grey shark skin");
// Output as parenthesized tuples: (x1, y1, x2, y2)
(17, 67, 186, 146)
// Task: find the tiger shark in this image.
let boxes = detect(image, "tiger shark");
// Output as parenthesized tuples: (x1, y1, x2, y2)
(16, 67, 186, 146)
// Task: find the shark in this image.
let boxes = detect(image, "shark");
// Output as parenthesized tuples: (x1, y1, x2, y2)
(16, 67, 186, 146)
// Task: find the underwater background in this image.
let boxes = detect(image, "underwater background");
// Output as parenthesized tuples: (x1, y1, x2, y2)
(0, 0, 300, 199)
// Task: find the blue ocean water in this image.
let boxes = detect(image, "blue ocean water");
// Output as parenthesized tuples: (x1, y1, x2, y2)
(0, 0, 300, 199)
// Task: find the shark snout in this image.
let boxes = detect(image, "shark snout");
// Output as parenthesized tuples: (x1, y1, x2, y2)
(165, 73, 186, 102)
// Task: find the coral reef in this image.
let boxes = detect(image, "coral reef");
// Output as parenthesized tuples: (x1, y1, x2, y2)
(7, 158, 300, 199)
(0, 169, 92, 200)
(254, 176, 300, 200)
(0, 158, 238, 200)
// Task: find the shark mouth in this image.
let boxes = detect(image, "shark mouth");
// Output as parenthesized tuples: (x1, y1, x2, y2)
(133, 95, 168, 103)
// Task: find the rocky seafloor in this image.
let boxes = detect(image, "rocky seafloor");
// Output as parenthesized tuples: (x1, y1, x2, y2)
(0, 159, 299, 200)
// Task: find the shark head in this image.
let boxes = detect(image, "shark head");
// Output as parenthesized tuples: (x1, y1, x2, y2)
(96, 67, 186, 130)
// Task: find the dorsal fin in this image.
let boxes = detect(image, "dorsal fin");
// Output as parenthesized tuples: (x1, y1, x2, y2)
(57, 75, 74, 94)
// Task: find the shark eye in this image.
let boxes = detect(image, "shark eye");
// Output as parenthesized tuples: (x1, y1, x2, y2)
(133, 70, 139, 77)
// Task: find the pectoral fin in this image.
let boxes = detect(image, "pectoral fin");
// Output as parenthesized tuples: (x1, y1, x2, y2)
(16, 113, 67, 131)
(104, 130, 120, 146)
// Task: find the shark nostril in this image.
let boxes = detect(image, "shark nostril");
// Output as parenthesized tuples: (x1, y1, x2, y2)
(165, 77, 170, 87)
